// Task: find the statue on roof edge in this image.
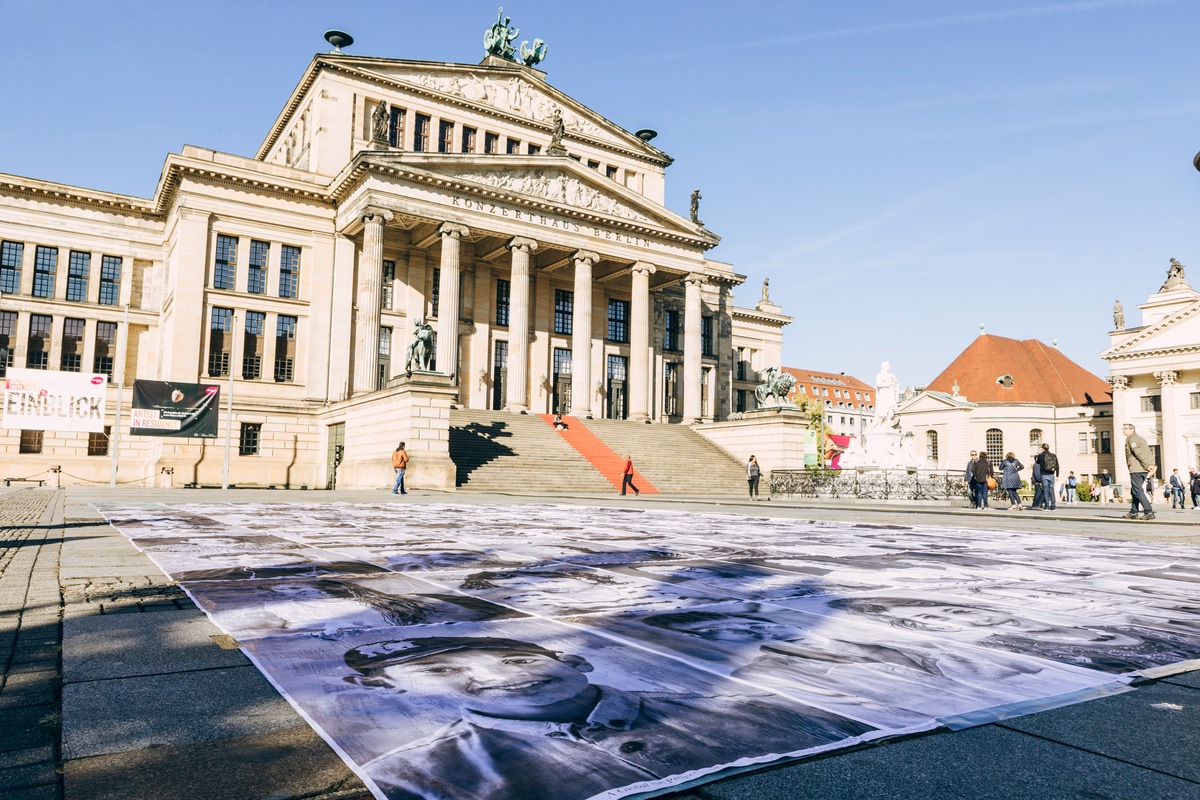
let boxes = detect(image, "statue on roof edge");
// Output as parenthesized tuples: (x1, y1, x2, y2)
(484, 8, 519, 60)
(1160, 257, 1188, 292)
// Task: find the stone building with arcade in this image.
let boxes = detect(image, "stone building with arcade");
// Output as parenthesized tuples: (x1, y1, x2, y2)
(0, 26, 786, 490)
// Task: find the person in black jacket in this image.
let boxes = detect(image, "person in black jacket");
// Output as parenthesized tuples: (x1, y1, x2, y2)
(971, 451, 994, 510)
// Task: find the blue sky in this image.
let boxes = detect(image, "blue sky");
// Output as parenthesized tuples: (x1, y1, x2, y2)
(3, 0, 1198, 387)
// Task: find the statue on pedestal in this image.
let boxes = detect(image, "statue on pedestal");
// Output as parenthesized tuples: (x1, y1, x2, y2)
(484, 8, 519, 60)
(754, 366, 797, 409)
(1160, 258, 1188, 292)
(405, 319, 434, 374)
(690, 189, 702, 226)
(371, 101, 389, 144)
(1113, 300, 1124, 331)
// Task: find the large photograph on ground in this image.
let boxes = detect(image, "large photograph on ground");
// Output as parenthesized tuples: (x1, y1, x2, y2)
(98, 502, 1200, 800)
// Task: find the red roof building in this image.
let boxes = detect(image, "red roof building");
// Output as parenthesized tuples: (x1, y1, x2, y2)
(783, 367, 875, 437)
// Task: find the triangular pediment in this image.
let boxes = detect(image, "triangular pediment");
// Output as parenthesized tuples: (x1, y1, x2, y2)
(334, 56, 660, 158)
(897, 391, 974, 414)
(351, 152, 713, 242)
(1101, 298, 1200, 360)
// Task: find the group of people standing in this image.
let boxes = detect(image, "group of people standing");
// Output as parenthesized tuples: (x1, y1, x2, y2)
(965, 444, 1062, 512)
(962, 424, 1170, 521)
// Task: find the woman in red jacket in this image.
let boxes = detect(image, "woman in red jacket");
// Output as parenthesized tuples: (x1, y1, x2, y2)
(621, 455, 640, 496)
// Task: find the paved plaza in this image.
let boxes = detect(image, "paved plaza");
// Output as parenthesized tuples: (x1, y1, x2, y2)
(1, 486, 1199, 800)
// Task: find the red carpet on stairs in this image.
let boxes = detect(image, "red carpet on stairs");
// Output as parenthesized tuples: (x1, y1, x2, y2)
(540, 415, 659, 494)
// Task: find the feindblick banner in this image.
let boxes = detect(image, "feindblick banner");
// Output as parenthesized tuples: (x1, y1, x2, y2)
(130, 380, 220, 438)
(2, 368, 108, 433)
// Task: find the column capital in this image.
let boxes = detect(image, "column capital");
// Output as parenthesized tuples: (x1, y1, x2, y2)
(683, 272, 708, 287)
(572, 249, 600, 267)
(631, 261, 657, 277)
(439, 222, 470, 240)
(507, 236, 539, 254)
(1107, 375, 1130, 390)
(1154, 370, 1180, 386)
(362, 208, 394, 226)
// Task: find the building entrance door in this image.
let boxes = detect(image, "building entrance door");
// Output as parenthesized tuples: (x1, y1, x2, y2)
(326, 422, 345, 490)
(552, 347, 572, 415)
(492, 341, 508, 410)
(607, 355, 628, 420)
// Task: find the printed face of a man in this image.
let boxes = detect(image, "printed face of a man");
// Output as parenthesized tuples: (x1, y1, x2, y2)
(663, 615, 805, 643)
(378, 650, 591, 716)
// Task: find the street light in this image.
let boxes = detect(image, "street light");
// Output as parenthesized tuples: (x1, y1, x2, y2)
(1194, 151, 1200, 173)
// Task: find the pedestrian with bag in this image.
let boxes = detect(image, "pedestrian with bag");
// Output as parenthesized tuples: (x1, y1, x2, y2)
(746, 455, 762, 500)
(1035, 444, 1059, 511)
(1000, 452, 1024, 510)
(971, 450, 994, 510)
(391, 442, 409, 495)
(1064, 471, 1078, 504)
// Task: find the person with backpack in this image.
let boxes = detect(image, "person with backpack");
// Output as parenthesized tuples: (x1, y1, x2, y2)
(1035, 444, 1059, 511)
(1190, 468, 1200, 509)
(1064, 471, 1078, 504)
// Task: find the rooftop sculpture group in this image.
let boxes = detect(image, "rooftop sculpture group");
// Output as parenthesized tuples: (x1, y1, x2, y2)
(485, 8, 547, 67)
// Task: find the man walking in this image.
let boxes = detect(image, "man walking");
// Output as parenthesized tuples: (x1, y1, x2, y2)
(621, 454, 640, 497)
(1123, 423, 1155, 520)
(1098, 469, 1114, 503)
(391, 442, 409, 495)
(1035, 444, 1058, 511)
(1169, 469, 1185, 509)
(964, 451, 978, 508)
(1190, 468, 1200, 509)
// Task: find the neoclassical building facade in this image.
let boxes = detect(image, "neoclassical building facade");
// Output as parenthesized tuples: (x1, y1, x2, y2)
(1102, 263, 1200, 486)
(0, 46, 784, 488)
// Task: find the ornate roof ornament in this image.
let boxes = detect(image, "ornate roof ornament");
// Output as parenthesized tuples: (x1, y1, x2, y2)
(484, 8, 547, 67)
(1160, 257, 1188, 292)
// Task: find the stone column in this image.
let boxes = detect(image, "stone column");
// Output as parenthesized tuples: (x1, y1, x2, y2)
(569, 250, 599, 417)
(1156, 370, 1180, 479)
(352, 209, 392, 395)
(505, 237, 538, 412)
(435, 223, 470, 379)
(682, 273, 705, 423)
(1109, 375, 1131, 489)
(629, 262, 656, 421)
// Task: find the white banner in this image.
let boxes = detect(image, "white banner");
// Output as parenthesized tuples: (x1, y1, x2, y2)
(3, 368, 108, 433)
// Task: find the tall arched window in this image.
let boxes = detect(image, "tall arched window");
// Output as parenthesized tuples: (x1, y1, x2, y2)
(1029, 428, 1043, 456)
(986, 429, 1004, 463)
(926, 430, 938, 462)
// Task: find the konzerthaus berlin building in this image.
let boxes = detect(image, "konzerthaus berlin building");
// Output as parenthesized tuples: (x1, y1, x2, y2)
(0, 36, 788, 489)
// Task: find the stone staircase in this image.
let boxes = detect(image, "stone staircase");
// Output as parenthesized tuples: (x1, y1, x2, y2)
(577, 418, 747, 496)
(448, 409, 747, 496)
(448, 409, 614, 493)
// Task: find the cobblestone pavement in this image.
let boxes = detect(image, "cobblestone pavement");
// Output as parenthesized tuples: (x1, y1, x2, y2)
(0, 489, 63, 800)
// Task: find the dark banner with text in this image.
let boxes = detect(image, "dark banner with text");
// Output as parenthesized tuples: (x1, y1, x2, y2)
(130, 380, 220, 438)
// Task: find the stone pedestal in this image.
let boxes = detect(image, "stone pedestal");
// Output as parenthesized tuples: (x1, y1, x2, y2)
(325, 372, 458, 490)
(692, 408, 810, 471)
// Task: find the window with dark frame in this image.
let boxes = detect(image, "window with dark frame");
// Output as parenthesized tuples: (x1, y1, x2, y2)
(985, 428, 1004, 463)
(0, 310, 14, 377)
(389, 106, 406, 148)
(506, 137, 521, 154)
(239, 423, 262, 456)
(414, 114, 430, 151)
(701, 315, 714, 356)
(60, 318, 85, 372)
(382, 260, 395, 310)
(1141, 395, 1162, 412)
(664, 309, 680, 352)
(607, 298, 629, 343)
(32, 246, 57, 298)
(93, 321, 116, 378)
(527, 143, 541, 155)
(243, 311, 265, 379)
(378, 326, 392, 390)
(554, 289, 574, 335)
(461, 126, 477, 153)
(19, 430, 43, 454)
(248, 240, 268, 294)
(484, 132, 499, 154)
(274, 314, 297, 382)
(87, 426, 110, 457)
(99, 256, 121, 305)
(438, 120, 454, 153)
(214, 235, 237, 290)
(1101, 429, 1112, 454)
(279, 245, 300, 298)
(605, 165, 618, 180)
(926, 430, 939, 461)
(26, 314, 51, 370)
(208, 307, 233, 376)
(430, 268, 441, 317)
(67, 251, 90, 302)
(0, 241, 22, 294)
(495, 279, 510, 326)
(587, 160, 600, 170)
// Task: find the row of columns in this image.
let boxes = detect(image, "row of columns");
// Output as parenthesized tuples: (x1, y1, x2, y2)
(353, 210, 710, 422)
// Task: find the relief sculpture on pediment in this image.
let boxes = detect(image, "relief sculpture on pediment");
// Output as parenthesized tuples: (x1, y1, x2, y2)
(444, 168, 652, 222)
(397, 71, 607, 140)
